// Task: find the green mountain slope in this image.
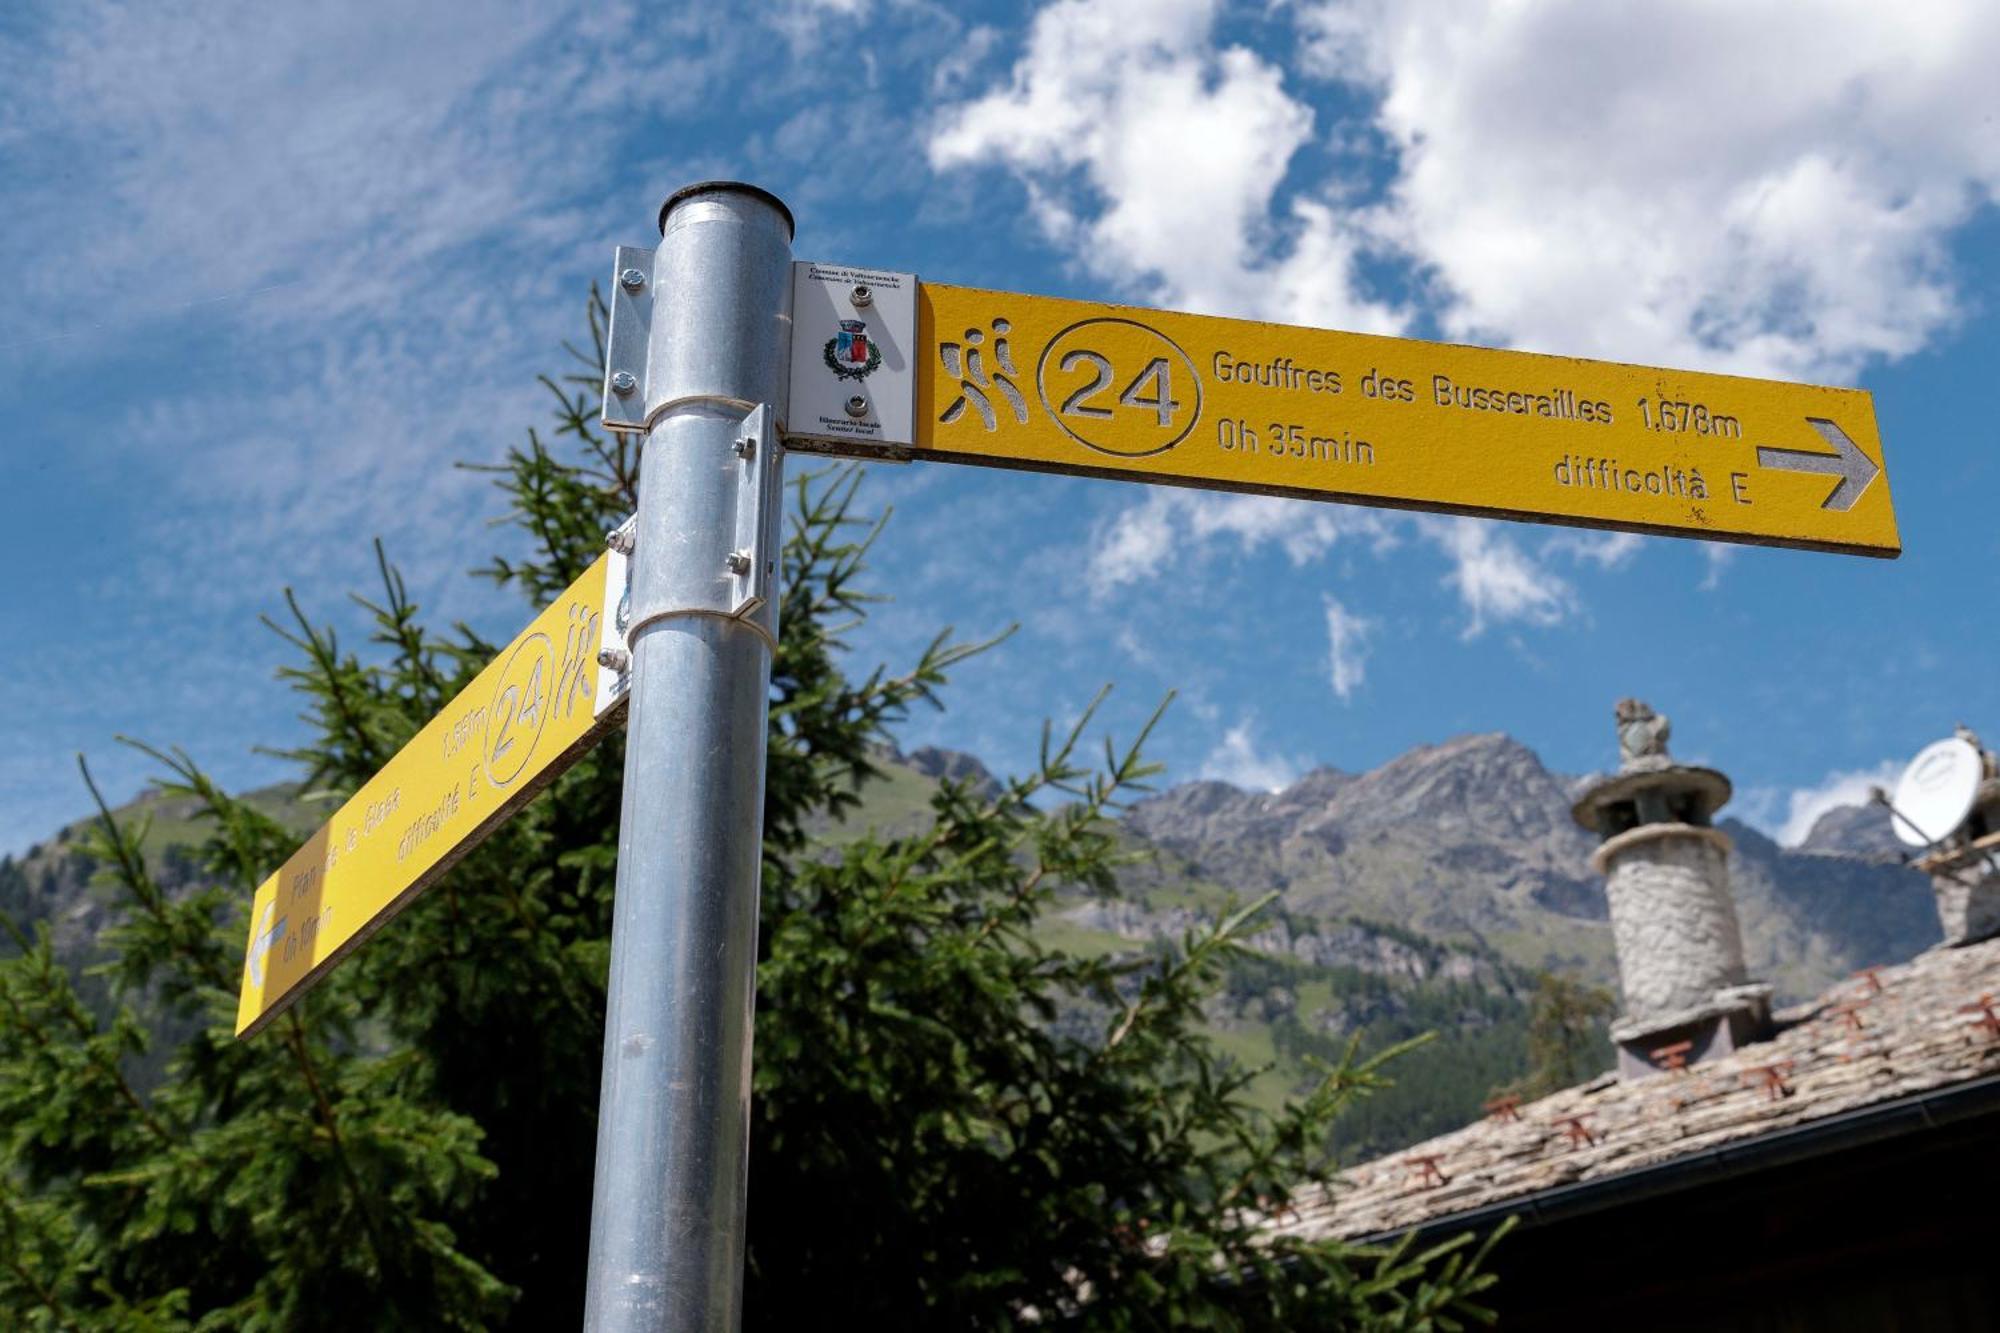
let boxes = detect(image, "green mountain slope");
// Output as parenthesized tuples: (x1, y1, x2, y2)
(4, 729, 1935, 1160)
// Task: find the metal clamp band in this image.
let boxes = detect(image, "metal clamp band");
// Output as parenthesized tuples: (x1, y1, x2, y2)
(624, 605, 777, 654)
(637, 392, 761, 434)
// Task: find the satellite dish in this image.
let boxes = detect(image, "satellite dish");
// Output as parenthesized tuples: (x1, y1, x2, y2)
(1890, 737, 1983, 848)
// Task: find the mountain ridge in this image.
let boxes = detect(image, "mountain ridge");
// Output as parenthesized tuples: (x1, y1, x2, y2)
(1103, 730, 1934, 1003)
(2, 734, 1936, 1006)
(0, 732, 1943, 1157)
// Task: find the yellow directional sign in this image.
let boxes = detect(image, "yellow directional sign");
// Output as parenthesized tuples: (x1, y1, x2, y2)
(235, 551, 630, 1037)
(907, 284, 1899, 556)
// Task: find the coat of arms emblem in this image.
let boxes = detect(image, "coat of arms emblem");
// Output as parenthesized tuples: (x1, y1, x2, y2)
(823, 318, 883, 382)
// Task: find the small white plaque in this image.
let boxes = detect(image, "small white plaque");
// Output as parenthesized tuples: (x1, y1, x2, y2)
(786, 261, 917, 449)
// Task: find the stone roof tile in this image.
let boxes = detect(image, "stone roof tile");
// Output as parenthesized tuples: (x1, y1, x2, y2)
(1280, 934, 2000, 1242)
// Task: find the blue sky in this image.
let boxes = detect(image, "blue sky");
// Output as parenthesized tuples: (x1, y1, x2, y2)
(3, 0, 1997, 856)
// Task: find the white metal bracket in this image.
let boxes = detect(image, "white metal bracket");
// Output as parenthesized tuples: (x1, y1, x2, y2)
(729, 403, 785, 634)
(594, 513, 637, 714)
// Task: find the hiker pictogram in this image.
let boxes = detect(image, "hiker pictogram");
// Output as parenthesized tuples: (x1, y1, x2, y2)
(939, 318, 1029, 431)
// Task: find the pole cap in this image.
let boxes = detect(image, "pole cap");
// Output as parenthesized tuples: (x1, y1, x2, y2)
(658, 181, 796, 239)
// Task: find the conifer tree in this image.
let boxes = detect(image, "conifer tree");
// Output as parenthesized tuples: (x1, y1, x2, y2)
(0, 295, 1505, 1329)
(1508, 972, 1617, 1100)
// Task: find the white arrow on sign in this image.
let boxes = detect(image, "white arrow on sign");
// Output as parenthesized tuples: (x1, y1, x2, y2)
(246, 902, 286, 988)
(1755, 418, 1881, 512)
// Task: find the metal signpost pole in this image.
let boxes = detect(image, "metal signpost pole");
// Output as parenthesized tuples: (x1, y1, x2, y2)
(583, 182, 794, 1332)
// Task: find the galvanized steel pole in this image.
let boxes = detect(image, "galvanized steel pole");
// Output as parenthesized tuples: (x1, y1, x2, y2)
(583, 182, 794, 1331)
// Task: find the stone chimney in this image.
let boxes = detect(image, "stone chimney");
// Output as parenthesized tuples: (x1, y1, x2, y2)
(1571, 699, 1772, 1079)
(1911, 725, 2000, 946)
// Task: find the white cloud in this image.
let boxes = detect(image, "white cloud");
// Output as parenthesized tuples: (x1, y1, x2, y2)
(927, 0, 1402, 331)
(1, 3, 608, 338)
(933, 0, 1999, 380)
(1201, 719, 1303, 792)
(930, 23, 1004, 95)
(1419, 518, 1573, 638)
(1298, 0, 2000, 378)
(1699, 544, 1736, 592)
(1544, 531, 1645, 570)
(1322, 596, 1371, 701)
(765, 0, 880, 53)
(1086, 489, 1379, 595)
(1086, 491, 1574, 640)
(1750, 761, 1903, 846)
(0, 1, 706, 619)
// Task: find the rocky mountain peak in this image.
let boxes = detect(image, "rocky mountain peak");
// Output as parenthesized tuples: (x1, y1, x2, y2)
(1264, 767, 1356, 815)
(1104, 731, 1939, 1002)
(1322, 732, 1581, 841)
(1124, 779, 1292, 855)
(900, 745, 1000, 797)
(1798, 802, 1907, 861)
